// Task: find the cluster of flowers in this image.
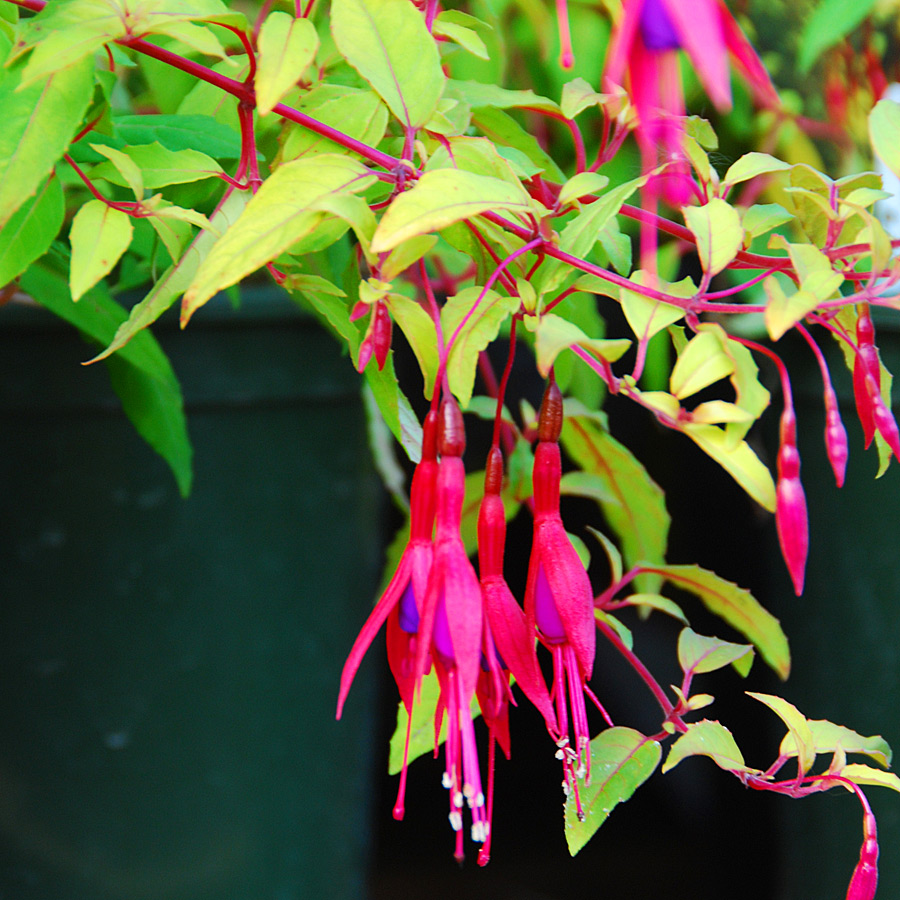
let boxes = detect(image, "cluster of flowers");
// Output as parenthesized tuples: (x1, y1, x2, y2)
(336, 381, 601, 864)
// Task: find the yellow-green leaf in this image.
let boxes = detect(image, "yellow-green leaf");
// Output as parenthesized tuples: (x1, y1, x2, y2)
(645, 563, 789, 679)
(331, 0, 445, 129)
(92, 142, 223, 189)
(534, 313, 630, 377)
(255, 12, 318, 116)
(69, 200, 133, 301)
(839, 764, 900, 793)
(678, 628, 754, 677)
(371, 168, 531, 253)
(780, 720, 892, 769)
(682, 423, 776, 512)
(564, 728, 661, 856)
(90, 143, 145, 199)
(617, 271, 690, 341)
(183, 155, 374, 320)
(663, 720, 755, 774)
(683, 198, 743, 277)
(763, 277, 819, 341)
(870, 99, 900, 182)
(670, 331, 735, 399)
(723, 152, 790, 188)
(748, 692, 816, 774)
(558, 172, 609, 207)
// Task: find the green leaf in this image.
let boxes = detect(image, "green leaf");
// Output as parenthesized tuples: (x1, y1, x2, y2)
(678, 628, 754, 677)
(561, 416, 669, 592)
(670, 330, 735, 399)
(763, 277, 819, 341)
(723, 153, 791, 188)
(560, 471, 616, 504)
(747, 692, 816, 775)
(88, 190, 250, 362)
(742, 203, 793, 240)
(0, 56, 94, 230)
(798, 0, 878, 73)
(331, 0, 445, 129)
(534, 314, 630, 378)
(69, 201, 134, 301)
(184, 155, 375, 320)
(839, 764, 900, 793)
(384, 291, 439, 398)
(364, 350, 423, 462)
(432, 12, 489, 60)
(115, 114, 242, 157)
(623, 593, 688, 624)
(90, 143, 145, 199)
(663, 720, 755, 774)
(681, 423, 776, 511)
(564, 728, 661, 856)
(20, 262, 192, 496)
(558, 172, 610, 207)
(371, 168, 532, 253)
(780, 720, 892, 769)
(388, 667, 480, 774)
(645, 564, 790, 679)
(92, 142, 224, 189)
(470, 106, 566, 182)
(869, 99, 900, 182)
(442, 286, 520, 407)
(560, 77, 610, 119)
(683, 198, 743, 278)
(0, 175, 64, 285)
(380, 234, 438, 282)
(256, 12, 318, 116)
(616, 272, 690, 341)
(449, 78, 559, 113)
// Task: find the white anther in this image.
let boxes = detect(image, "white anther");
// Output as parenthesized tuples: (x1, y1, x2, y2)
(449, 811, 463, 832)
(453, 791, 464, 809)
(442, 772, 453, 789)
(471, 822, 487, 843)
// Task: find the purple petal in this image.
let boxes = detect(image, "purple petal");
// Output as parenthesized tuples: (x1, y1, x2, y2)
(398, 581, 420, 633)
(534, 564, 567, 643)
(639, 0, 681, 50)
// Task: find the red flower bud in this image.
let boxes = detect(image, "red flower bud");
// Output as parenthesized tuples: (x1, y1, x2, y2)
(846, 809, 879, 900)
(776, 410, 808, 596)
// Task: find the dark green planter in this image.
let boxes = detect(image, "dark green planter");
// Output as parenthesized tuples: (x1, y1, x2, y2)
(0, 290, 381, 900)
(765, 325, 900, 900)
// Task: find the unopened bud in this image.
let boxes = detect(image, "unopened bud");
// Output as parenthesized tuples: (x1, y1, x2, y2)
(538, 380, 563, 443)
(439, 398, 466, 458)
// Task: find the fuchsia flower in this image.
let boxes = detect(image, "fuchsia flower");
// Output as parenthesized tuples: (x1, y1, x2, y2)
(604, 0, 778, 203)
(415, 399, 494, 859)
(524, 381, 599, 817)
(336, 409, 438, 814)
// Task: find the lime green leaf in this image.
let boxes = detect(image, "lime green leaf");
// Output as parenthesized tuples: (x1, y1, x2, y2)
(0, 175, 64, 285)
(388, 668, 480, 774)
(384, 291, 439, 397)
(534, 314, 630, 378)
(723, 153, 791, 188)
(616, 272, 690, 341)
(560, 471, 616, 504)
(558, 172, 609, 207)
(564, 728, 661, 855)
(690, 401, 753, 425)
(183, 155, 374, 320)
(281, 89, 388, 161)
(870, 99, 900, 182)
(442, 286, 520, 407)
(561, 416, 669, 592)
(763, 277, 819, 341)
(331, 0, 444, 129)
(88, 190, 250, 363)
(256, 12, 318, 116)
(93, 142, 224, 189)
(0, 56, 93, 230)
(747, 693, 815, 775)
(681, 423, 776, 512)
(371, 168, 531, 253)
(20, 263, 192, 496)
(670, 330, 735, 399)
(470, 106, 566, 182)
(839, 764, 900, 793)
(663, 720, 755, 774)
(69, 201, 134, 302)
(449, 78, 559, 113)
(560, 77, 610, 119)
(595, 608, 632, 648)
(780, 720, 892, 769)
(683, 198, 743, 278)
(798, 0, 878, 73)
(624, 593, 688, 624)
(678, 628, 754, 677)
(721, 332, 770, 445)
(742, 203, 793, 240)
(380, 234, 438, 281)
(645, 563, 790, 679)
(90, 143, 145, 199)
(364, 350, 423, 462)
(432, 13, 489, 60)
